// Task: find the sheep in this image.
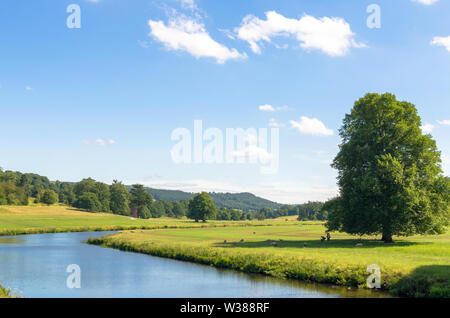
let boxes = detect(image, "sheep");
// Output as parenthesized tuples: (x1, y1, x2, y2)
(355, 243, 363, 247)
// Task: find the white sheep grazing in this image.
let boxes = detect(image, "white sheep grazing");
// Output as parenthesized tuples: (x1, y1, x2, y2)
(355, 243, 363, 247)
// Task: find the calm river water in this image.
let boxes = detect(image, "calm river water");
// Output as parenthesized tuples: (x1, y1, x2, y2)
(0, 232, 385, 298)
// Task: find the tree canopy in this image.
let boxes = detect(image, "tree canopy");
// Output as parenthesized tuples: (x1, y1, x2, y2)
(187, 192, 218, 222)
(327, 93, 449, 242)
(38, 189, 58, 205)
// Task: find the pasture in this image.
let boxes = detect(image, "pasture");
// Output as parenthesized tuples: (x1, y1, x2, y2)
(90, 223, 450, 297)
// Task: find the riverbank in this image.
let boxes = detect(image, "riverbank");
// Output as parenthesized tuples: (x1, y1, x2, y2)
(88, 225, 450, 298)
(0, 284, 12, 298)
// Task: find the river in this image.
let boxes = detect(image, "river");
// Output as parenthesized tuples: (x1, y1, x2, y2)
(0, 232, 385, 298)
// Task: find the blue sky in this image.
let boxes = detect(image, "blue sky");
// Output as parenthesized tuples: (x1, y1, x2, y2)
(0, 0, 449, 203)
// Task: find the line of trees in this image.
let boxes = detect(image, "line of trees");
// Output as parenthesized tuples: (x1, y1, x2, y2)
(0, 170, 191, 218)
(0, 168, 328, 222)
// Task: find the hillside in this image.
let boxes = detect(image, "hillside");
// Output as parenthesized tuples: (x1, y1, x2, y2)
(144, 188, 282, 212)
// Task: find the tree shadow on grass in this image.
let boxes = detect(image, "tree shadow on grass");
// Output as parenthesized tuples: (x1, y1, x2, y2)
(213, 239, 426, 249)
(392, 265, 450, 298)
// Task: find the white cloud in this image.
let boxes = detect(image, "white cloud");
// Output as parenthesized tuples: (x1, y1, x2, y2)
(235, 11, 365, 56)
(431, 36, 450, 52)
(437, 120, 450, 125)
(25, 85, 33, 91)
(259, 104, 275, 112)
(290, 116, 333, 136)
(258, 104, 289, 112)
(84, 138, 116, 147)
(420, 123, 435, 133)
(412, 0, 439, 5)
(148, 17, 247, 64)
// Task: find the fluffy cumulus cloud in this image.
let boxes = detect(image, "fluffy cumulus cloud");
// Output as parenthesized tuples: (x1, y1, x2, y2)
(431, 36, 450, 52)
(420, 123, 435, 133)
(290, 116, 333, 136)
(412, 0, 439, 5)
(235, 11, 365, 56)
(437, 120, 450, 125)
(148, 17, 247, 64)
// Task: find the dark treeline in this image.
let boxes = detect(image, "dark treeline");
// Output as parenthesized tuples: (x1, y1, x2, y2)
(256, 201, 326, 220)
(0, 168, 326, 221)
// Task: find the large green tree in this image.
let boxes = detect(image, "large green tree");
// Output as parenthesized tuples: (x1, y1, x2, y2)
(73, 178, 110, 212)
(328, 93, 449, 242)
(109, 180, 130, 216)
(129, 184, 153, 219)
(187, 192, 217, 222)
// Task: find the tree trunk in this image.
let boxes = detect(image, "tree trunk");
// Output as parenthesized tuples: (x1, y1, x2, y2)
(381, 231, 393, 243)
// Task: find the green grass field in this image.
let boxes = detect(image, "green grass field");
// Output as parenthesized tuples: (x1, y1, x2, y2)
(0, 205, 291, 236)
(89, 223, 450, 297)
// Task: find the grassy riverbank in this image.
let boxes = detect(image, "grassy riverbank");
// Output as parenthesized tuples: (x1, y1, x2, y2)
(0, 205, 292, 236)
(0, 284, 12, 298)
(88, 224, 450, 298)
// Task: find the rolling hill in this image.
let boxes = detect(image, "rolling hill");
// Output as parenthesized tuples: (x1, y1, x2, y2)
(144, 187, 282, 212)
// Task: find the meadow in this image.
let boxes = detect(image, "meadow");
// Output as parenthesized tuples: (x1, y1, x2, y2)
(0, 205, 287, 236)
(88, 222, 450, 297)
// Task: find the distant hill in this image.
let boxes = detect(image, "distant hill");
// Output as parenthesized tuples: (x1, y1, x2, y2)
(144, 187, 282, 212)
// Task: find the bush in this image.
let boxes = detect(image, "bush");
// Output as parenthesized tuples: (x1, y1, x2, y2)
(74, 192, 102, 212)
(39, 190, 58, 205)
